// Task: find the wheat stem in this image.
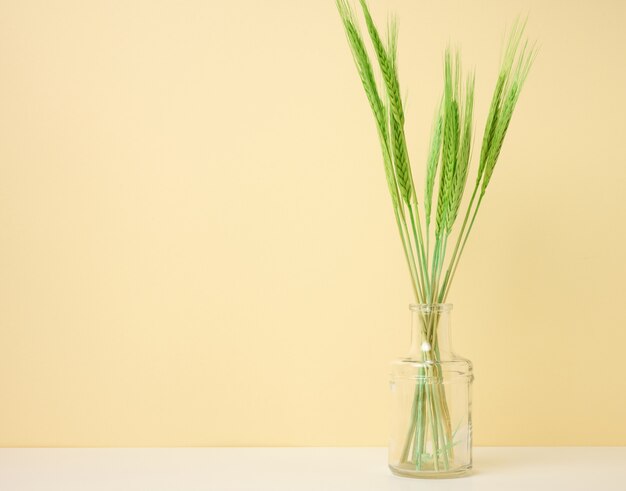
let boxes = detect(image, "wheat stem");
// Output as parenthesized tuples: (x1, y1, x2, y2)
(437, 182, 480, 301)
(442, 192, 484, 301)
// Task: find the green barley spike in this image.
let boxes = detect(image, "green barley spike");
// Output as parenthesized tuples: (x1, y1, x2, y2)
(436, 50, 460, 236)
(448, 74, 474, 232)
(359, 0, 415, 205)
(425, 102, 443, 227)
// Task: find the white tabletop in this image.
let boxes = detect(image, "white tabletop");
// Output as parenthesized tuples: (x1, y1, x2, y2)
(1, 447, 624, 490)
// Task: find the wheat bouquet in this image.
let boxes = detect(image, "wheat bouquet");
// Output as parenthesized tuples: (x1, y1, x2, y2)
(336, 0, 535, 477)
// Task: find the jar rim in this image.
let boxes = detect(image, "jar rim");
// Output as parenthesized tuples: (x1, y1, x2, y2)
(409, 303, 453, 313)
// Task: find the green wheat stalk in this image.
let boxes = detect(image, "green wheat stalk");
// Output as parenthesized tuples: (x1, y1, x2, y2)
(336, 0, 423, 301)
(424, 101, 443, 266)
(358, 0, 432, 301)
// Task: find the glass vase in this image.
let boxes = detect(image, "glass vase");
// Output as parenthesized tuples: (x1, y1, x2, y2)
(389, 304, 473, 478)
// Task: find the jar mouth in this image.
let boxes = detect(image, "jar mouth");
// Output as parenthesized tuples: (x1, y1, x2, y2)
(409, 303, 453, 313)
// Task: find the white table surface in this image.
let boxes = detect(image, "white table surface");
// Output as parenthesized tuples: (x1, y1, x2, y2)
(0, 447, 624, 490)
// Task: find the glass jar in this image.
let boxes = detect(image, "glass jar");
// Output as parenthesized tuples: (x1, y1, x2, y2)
(389, 304, 473, 478)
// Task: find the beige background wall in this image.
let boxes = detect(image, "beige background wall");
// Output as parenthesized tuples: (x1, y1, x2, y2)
(1, 0, 625, 447)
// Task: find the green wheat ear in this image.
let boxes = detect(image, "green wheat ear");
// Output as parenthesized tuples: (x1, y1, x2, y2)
(448, 73, 474, 232)
(424, 101, 443, 229)
(435, 50, 460, 237)
(359, 0, 415, 206)
(335, 0, 400, 207)
(479, 18, 537, 195)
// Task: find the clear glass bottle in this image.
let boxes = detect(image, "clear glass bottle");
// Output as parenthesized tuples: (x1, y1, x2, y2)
(389, 304, 473, 478)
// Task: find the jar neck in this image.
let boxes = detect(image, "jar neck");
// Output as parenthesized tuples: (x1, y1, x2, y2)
(408, 304, 453, 360)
